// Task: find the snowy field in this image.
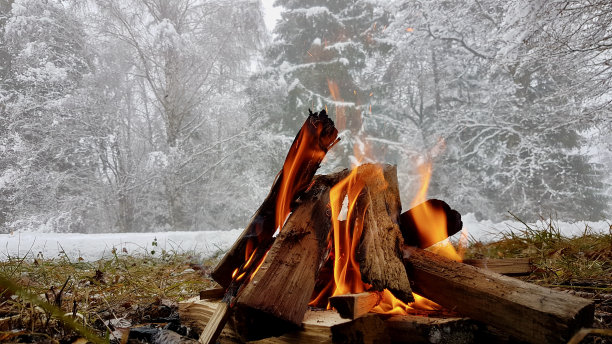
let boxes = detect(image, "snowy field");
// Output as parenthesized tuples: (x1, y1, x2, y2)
(1, 216, 609, 262)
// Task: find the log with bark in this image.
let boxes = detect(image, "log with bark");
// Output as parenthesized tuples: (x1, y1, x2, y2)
(402, 246, 595, 344)
(211, 109, 339, 288)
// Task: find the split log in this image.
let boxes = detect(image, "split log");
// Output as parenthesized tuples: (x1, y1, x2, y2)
(463, 258, 533, 275)
(179, 297, 484, 344)
(403, 246, 595, 344)
(400, 199, 463, 248)
(211, 109, 339, 288)
(355, 164, 413, 303)
(329, 292, 381, 320)
(234, 171, 347, 328)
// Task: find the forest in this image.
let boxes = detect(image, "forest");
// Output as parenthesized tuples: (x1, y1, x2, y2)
(1, 0, 611, 234)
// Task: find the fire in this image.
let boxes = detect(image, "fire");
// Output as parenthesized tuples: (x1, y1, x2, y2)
(329, 167, 371, 297)
(410, 161, 461, 262)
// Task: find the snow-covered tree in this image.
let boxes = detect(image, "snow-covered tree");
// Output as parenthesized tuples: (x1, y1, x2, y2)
(375, 0, 609, 220)
(1, 0, 98, 232)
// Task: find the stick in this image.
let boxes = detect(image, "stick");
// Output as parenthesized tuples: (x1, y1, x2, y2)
(403, 246, 594, 343)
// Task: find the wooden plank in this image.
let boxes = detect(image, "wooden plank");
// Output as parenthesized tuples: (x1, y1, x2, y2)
(403, 246, 595, 344)
(234, 172, 344, 327)
(211, 109, 339, 288)
(329, 292, 381, 320)
(463, 258, 533, 275)
(198, 302, 230, 344)
(199, 287, 225, 300)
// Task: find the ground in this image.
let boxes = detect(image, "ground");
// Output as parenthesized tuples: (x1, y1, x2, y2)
(0, 220, 611, 343)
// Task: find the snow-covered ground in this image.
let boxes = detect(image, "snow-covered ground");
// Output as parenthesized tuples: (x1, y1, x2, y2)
(0, 229, 242, 262)
(0, 216, 609, 262)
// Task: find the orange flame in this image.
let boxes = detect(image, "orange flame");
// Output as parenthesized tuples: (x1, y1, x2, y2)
(329, 167, 369, 297)
(410, 161, 461, 262)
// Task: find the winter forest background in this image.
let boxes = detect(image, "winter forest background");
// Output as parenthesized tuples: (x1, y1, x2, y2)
(0, 0, 610, 234)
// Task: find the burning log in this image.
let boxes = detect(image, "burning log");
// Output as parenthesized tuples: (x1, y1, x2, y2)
(211, 109, 339, 288)
(328, 292, 381, 320)
(354, 165, 414, 303)
(402, 246, 595, 344)
(234, 171, 348, 327)
(400, 199, 463, 248)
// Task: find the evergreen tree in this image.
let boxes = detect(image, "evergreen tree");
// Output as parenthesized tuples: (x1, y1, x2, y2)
(257, 0, 391, 169)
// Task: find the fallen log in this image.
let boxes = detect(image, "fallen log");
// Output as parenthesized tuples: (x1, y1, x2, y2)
(403, 246, 595, 343)
(211, 109, 339, 288)
(400, 199, 463, 248)
(329, 292, 381, 320)
(463, 258, 533, 275)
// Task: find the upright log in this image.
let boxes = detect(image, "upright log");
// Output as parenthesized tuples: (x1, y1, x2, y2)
(356, 164, 414, 303)
(234, 171, 347, 328)
(403, 246, 595, 343)
(211, 109, 338, 288)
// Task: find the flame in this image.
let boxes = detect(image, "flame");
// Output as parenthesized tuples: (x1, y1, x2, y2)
(329, 167, 369, 297)
(410, 161, 461, 262)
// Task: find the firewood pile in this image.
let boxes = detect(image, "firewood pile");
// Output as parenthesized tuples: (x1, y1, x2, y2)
(179, 110, 594, 344)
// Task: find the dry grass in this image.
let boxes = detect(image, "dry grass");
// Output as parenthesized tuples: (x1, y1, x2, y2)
(466, 214, 612, 290)
(0, 245, 218, 343)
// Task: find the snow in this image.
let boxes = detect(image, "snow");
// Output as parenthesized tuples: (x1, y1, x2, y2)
(1, 217, 608, 262)
(0, 229, 242, 262)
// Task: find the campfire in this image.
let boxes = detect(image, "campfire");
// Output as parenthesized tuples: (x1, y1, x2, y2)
(181, 110, 594, 344)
